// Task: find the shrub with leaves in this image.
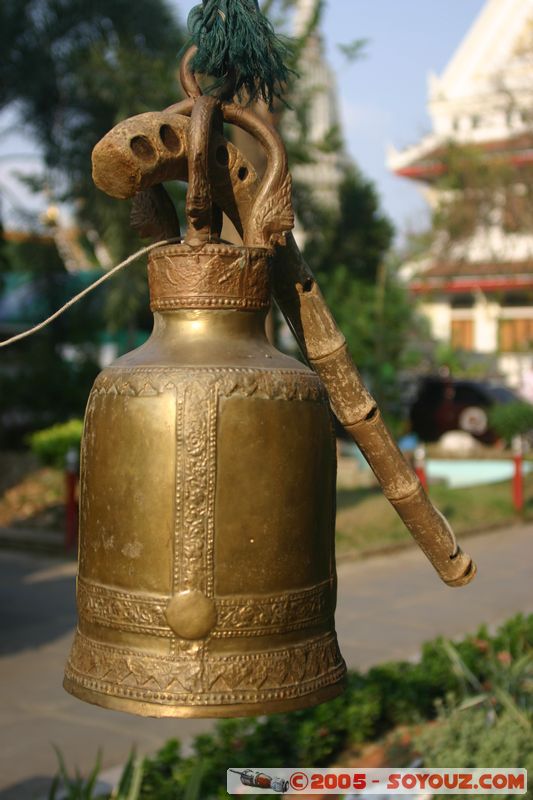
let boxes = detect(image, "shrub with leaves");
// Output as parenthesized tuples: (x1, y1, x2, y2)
(50, 614, 533, 799)
(48, 749, 103, 800)
(416, 617, 533, 800)
(48, 749, 203, 800)
(28, 419, 83, 469)
(415, 709, 533, 799)
(488, 401, 533, 443)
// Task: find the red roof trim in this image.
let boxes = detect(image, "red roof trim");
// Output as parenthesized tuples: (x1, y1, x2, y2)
(411, 277, 533, 294)
(394, 141, 533, 182)
(395, 163, 446, 179)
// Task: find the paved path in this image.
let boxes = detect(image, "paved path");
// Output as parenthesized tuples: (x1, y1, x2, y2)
(0, 524, 532, 798)
(337, 523, 533, 669)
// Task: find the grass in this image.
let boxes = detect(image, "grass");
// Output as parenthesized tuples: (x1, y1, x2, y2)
(1, 453, 531, 558)
(0, 466, 64, 529)
(336, 473, 533, 558)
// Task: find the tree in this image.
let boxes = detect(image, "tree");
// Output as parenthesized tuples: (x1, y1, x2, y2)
(266, 1, 416, 416)
(0, 1, 186, 440)
(0, 0, 184, 216)
(416, 25, 533, 257)
(0, 0, 186, 330)
(428, 141, 533, 249)
(0, 235, 104, 445)
(302, 165, 394, 283)
(0, 0, 415, 425)
(298, 166, 420, 415)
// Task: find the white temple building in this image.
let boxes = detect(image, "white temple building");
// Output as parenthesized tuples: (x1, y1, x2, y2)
(389, 0, 533, 387)
(285, 0, 347, 214)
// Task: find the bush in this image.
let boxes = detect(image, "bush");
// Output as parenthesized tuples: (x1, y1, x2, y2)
(135, 615, 533, 799)
(51, 614, 533, 799)
(28, 419, 83, 468)
(488, 401, 533, 443)
(415, 709, 533, 799)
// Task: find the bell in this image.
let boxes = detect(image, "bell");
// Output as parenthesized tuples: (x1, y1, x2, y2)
(64, 52, 476, 718)
(64, 91, 347, 717)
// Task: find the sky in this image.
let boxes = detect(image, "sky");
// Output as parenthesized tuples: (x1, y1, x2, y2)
(316, 0, 487, 234)
(0, 0, 487, 238)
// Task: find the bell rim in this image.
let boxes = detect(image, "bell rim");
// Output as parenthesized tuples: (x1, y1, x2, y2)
(63, 674, 347, 719)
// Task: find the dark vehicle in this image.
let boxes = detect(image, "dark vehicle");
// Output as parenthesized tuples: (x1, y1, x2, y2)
(410, 376, 521, 444)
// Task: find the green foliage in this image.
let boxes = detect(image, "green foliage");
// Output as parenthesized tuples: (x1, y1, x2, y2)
(0, 0, 186, 331)
(449, 628, 532, 719)
(178, 616, 531, 798)
(430, 342, 497, 379)
(337, 38, 368, 63)
(1, 0, 185, 439)
(113, 751, 144, 800)
(492, 612, 533, 657)
(136, 740, 187, 799)
(48, 748, 103, 799)
(315, 123, 344, 154)
(0, 0, 184, 187)
(415, 710, 533, 798)
(297, 166, 423, 415)
(49, 747, 204, 800)
(429, 141, 533, 247)
(304, 165, 395, 284)
(51, 615, 533, 798)
(488, 401, 533, 442)
(279, 5, 401, 406)
(0, 337, 98, 448)
(0, 237, 105, 446)
(435, 144, 510, 236)
(28, 419, 83, 468)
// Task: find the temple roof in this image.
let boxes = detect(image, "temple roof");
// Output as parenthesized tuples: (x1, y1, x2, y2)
(423, 260, 533, 278)
(431, 0, 533, 105)
(392, 131, 533, 181)
(410, 259, 533, 294)
(389, 0, 533, 180)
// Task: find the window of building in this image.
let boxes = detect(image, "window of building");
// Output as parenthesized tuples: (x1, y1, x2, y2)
(451, 319, 474, 350)
(499, 318, 533, 352)
(451, 295, 474, 309)
(501, 293, 533, 307)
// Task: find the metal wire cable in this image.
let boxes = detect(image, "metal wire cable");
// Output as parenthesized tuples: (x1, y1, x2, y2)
(0, 238, 182, 349)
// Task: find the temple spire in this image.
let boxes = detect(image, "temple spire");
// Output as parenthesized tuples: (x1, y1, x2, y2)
(294, 0, 320, 37)
(284, 0, 348, 219)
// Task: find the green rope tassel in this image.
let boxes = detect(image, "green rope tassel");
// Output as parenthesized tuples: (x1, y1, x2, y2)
(187, 0, 293, 107)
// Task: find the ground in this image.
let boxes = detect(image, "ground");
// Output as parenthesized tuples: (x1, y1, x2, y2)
(2, 452, 532, 557)
(0, 523, 532, 799)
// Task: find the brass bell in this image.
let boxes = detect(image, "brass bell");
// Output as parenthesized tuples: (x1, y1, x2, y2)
(64, 83, 347, 717)
(64, 52, 475, 719)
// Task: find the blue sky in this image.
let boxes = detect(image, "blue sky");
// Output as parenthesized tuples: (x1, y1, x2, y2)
(315, 0, 487, 235)
(169, 0, 489, 235)
(1, 0, 487, 238)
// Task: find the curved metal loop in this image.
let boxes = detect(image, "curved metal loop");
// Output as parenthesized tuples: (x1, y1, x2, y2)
(220, 103, 293, 248)
(179, 45, 237, 105)
(178, 47, 293, 247)
(93, 46, 294, 249)
(173, 97, 293, 247)
(180, 46, 203, 99)
(185, 95, 223, 245)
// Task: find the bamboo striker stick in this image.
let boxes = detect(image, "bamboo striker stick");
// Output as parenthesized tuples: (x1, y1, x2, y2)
(273, 234, 476, 588)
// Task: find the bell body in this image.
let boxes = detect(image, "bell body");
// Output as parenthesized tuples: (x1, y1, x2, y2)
(64, 244, 346, 717)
